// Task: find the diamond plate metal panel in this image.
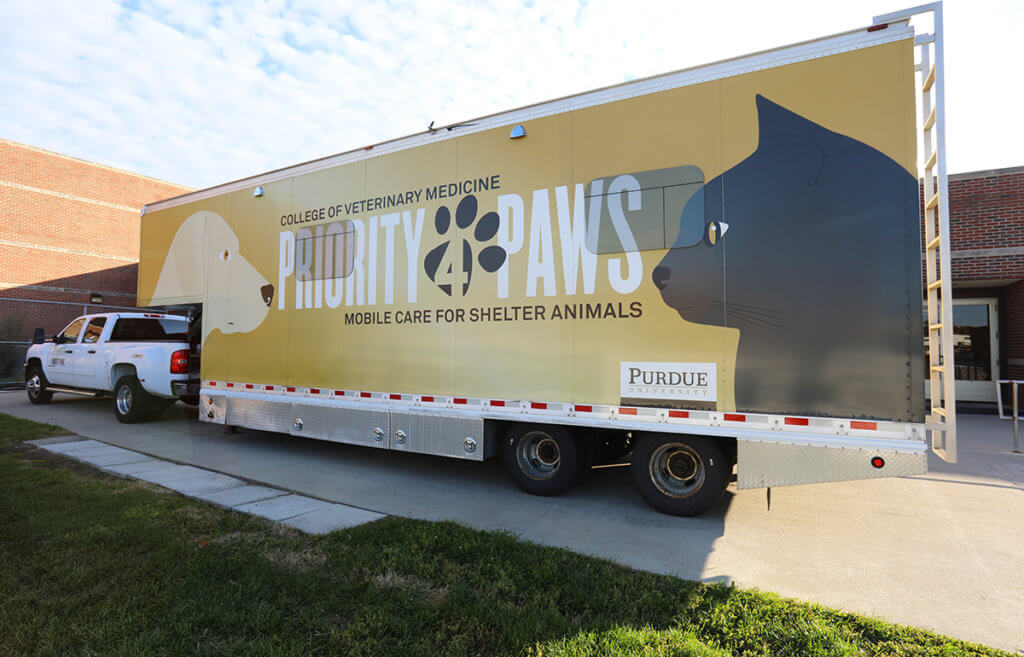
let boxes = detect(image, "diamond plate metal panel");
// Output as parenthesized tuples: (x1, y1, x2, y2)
(225, 398, 294, 434)
(736, 440, 926, 489)
(200, 394, 227, 424)
(390, 410, 490, 461)
(291, 403, 389, 449)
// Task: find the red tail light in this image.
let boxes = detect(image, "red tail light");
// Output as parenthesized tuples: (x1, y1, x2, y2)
(170, 349, 189, 374)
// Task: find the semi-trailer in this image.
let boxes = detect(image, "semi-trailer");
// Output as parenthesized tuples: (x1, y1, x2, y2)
(137, 4, 957, 515)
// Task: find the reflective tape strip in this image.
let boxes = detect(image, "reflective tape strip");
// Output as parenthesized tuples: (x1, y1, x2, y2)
(201, 382, 916, 442)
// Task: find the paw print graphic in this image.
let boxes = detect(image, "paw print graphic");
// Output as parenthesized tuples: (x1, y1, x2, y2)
(424, 194, 506, 296)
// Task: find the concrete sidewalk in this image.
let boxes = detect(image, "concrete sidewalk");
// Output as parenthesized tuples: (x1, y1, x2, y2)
(27, 436, 384, 533)
(2, 391, 1022, 652)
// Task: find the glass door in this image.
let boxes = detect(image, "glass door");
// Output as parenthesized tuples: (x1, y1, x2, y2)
(926, 298, 999, 403)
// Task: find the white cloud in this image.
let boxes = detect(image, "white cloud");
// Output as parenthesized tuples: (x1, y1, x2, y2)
(0, 0, 1020, 189)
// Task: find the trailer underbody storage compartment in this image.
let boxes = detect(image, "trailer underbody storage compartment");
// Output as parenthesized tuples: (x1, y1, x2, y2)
(139, 4, 956, 515)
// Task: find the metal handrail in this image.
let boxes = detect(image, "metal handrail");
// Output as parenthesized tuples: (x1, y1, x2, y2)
(995, 380, 1023, 453)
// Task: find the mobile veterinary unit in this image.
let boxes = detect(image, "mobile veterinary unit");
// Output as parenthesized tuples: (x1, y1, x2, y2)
(138, 4, 956, 515)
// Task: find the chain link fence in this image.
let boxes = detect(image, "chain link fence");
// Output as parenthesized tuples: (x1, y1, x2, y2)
(0, 297, 181, 389)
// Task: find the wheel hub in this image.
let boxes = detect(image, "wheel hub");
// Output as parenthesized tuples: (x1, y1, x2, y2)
(535, 439, 560, 466)
(516, 431, 562, 480)
(26, 376, 40, 392)
(116, 386, 133, 415)
(667, 451, 698, 480)
(649, 442, 705, 499)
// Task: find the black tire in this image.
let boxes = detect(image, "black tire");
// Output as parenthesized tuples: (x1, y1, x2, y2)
(25, 364, 53, 404)
(501, 424, 584, 496)
(179, 395, 200, 406)
(112, 375, 154, 424)
(631, 434, 729, 516)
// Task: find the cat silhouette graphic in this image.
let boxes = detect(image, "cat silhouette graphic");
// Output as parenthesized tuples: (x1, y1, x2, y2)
(653, 95, 923, 421)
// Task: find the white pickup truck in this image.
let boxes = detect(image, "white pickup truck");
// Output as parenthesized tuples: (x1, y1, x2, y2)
(24, 312, 199, 423)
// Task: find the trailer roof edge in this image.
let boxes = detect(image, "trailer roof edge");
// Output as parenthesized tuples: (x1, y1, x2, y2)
(143, 19, 913, 214)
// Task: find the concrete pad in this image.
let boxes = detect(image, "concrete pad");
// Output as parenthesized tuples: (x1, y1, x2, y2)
(26, 436, 83, 446)
(160, 472, 243, 496)
(197, 485, 287, 509)
(233, 494, 332, 522)
(75, 449, 152, 467)
(140, 464, 214, 487)
(102, 458, 176, 477)
(282, 503, 384, 534)
(39, 439, 115, 456)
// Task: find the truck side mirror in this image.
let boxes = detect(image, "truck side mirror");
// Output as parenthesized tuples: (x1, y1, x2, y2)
(32, 328, 45, 345)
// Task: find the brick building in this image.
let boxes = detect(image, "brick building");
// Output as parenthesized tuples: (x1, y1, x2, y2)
(930, 165, 1024, 403)
(0, 138, 189, 381)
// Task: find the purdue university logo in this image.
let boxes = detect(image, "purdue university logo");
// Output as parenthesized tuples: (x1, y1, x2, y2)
(620, 362, 717, 403)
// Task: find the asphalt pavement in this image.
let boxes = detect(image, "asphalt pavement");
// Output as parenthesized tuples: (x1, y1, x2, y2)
(2, 391, 1022, 652)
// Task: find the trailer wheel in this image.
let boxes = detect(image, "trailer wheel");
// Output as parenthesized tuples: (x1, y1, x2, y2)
(502, 424, 583, 496)
(113, 375, 154, 424)
(25, 365, 53, 405)
(631, 434, 728, 516)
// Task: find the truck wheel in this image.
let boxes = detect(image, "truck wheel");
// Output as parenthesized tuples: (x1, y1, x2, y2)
(502, 424, 583, 496)
(26, 365, 53, 405)
(113, 375, 153, 424)
(631, 434, 729, 516)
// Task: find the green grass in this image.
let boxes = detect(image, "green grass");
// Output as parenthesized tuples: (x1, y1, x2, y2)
(0, 412, 1010, 656)
(0, 413, 64, 447)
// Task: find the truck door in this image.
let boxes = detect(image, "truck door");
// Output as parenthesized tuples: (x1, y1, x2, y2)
(46, 317, 85, 386)
(72, 316, 107, 389)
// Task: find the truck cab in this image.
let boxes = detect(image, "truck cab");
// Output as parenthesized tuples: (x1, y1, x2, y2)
(25, 312, 198, 423)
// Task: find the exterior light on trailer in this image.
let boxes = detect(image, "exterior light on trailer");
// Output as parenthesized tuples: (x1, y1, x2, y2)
(510, 124, 526, 139)
(871, 457, 885, 469)
(253, 186, 264, 197)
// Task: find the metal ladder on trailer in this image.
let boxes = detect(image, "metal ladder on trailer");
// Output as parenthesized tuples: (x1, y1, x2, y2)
(874, 3, 956, 462)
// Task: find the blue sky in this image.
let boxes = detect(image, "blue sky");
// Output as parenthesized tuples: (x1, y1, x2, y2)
(1, 0, 1020, 189)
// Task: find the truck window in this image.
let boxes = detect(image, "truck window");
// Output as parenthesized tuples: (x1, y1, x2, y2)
(109, 318, 188, 341)
(585, 165, 705, 253)
(81, 317, 107, 344)
(58, 318, 86, 344)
